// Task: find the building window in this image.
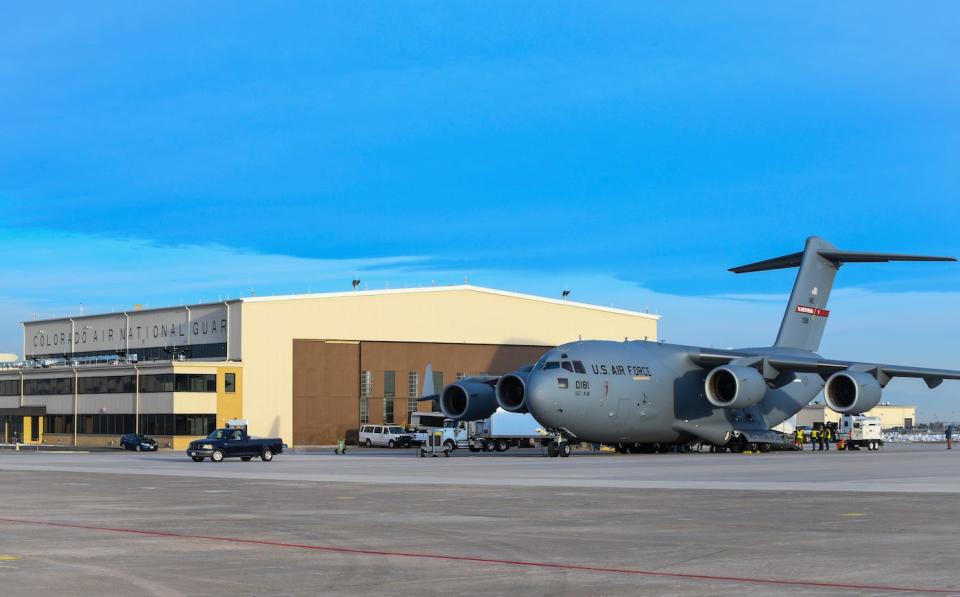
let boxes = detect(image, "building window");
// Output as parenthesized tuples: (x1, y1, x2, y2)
(175, 414, 216, 436)
(407, 371, 419, 418)
(78, 375, 135, 394)
(224, 373, 236, 393)
(456, 372, 466, 381)
(24, 377, 74, 395)
(360, 370, 372, 425)
(137, 414, 215, 436)
(44, 415, 74, 434)
(383, 371, 395, 424)
(0, 379, 19, 396)
(140, 374, 216, 393)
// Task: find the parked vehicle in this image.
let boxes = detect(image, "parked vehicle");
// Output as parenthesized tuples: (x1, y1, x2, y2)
(119, 433, 158, 452)
(358, 424, 413, 448)
(408, 412, 470, 451)
(837, 415, 884, 450)
(186, 428, 284, 462)
(467, 410, 545, 452)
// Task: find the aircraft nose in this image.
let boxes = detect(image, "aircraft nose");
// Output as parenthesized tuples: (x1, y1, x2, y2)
(525, 372, 555, 420)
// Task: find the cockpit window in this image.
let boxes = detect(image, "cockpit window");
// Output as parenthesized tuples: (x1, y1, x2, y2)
(561, 362, 574, 372)
(543, 361, 560, 370)
(573, 361, 587, 374)
(534, 353, 551, 370)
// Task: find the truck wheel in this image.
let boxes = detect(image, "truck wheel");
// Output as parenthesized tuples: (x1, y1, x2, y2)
(483, 441, 494, 452)
(241, 456, 252, 461)
(468, 445, 481, 452)
(444, 439, 456, 451)
(261, 448, 274, 462)
(559, 442, 572, 458)
(364, 439, 372, 448)
(191, 456, 204, 462)
(388, 440, 395, 448)
(211, 449, 224, 463)
(495, 439, 509, 452)
(135, 444, 141, 452)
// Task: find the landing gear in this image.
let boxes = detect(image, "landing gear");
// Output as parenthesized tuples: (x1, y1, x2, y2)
(546, 439, 572, 458)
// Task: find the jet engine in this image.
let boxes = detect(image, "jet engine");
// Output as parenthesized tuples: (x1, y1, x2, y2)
(495, 371, 530, 413)
(704, 365, 767, 409)
(823, 370, 882, 414)
(439, 381, 498, 421)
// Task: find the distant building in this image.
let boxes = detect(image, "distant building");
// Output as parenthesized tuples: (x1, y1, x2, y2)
(797, 403, 916, 430)
(0, 354, 17, 363)
(0, 286, 659, 447)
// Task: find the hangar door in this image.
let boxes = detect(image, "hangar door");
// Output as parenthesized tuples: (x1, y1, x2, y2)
(292, 340, 360, 445)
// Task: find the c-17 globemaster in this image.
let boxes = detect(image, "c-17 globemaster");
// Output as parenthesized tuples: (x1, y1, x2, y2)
(437, 237, 960, 457)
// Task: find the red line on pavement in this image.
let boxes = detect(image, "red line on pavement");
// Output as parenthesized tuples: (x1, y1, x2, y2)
(0, 517, 954, 594)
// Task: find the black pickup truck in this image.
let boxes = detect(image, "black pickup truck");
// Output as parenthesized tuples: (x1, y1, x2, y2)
(187, 428, 284, 462)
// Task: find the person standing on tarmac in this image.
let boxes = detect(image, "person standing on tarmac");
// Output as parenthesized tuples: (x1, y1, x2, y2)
(823, 425, 831, 451)
(810, 426, 819, 451)
(947, 425, 954, 450)
(795, 427, 804, 450)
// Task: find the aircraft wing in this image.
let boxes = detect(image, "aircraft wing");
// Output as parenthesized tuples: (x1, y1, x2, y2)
(691, 349, 960, 389)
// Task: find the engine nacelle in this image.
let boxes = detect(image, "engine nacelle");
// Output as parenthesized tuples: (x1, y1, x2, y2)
(704, 365, 768, 409)
(439, 381, 498, 421)
(495, 371, 530, 413)
(824, 370, 882, 414)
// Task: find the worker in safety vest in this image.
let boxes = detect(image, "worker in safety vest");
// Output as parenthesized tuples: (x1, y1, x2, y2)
(822, 425, 831, 451)
(810, 427, 819, 450)
(794, 428, 804, 449)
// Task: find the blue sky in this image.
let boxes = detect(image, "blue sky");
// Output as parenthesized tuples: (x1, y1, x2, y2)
(2, 3, 958, 419)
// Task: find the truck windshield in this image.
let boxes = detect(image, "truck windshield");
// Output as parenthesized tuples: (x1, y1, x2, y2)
(207, 429, 231, 440)
(387, 426, 404, 434)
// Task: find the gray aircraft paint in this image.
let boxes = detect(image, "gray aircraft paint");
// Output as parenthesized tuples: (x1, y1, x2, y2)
(441, 237, 960, 448)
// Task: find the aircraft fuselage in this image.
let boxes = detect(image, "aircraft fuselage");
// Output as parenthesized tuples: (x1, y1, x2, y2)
(524, 340, 824, 444)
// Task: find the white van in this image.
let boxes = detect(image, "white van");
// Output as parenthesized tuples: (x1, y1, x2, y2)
(358, 424, 410, 448)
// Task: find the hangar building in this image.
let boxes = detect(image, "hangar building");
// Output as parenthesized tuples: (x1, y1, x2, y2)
(0, 286, 659, 448)
(797, 402, 916, 430)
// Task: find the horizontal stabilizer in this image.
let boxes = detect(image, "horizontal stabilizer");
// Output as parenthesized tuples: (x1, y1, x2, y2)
(730, 249, 955, 273)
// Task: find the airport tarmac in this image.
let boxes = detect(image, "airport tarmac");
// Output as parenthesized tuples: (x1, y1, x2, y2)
(0, 444, 958, 596)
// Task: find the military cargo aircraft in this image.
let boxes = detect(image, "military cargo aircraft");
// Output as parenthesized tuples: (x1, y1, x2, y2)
(438, 237, 960, 456)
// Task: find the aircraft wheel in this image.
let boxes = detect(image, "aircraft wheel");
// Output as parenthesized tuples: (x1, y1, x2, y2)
(547, 440, 560, 458)
(559, 442, 572, 458)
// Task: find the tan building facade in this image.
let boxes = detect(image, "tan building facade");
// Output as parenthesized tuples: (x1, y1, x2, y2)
(796, 403, 916, 430)
(3, 286, 659, 447)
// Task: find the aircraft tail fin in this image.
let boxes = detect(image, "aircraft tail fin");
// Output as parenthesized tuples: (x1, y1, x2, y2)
(420, 363, 434, 397)
(730, 237, 955, 352)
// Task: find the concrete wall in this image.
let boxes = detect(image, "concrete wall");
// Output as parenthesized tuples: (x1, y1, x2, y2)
(240, 286, 659, 444)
